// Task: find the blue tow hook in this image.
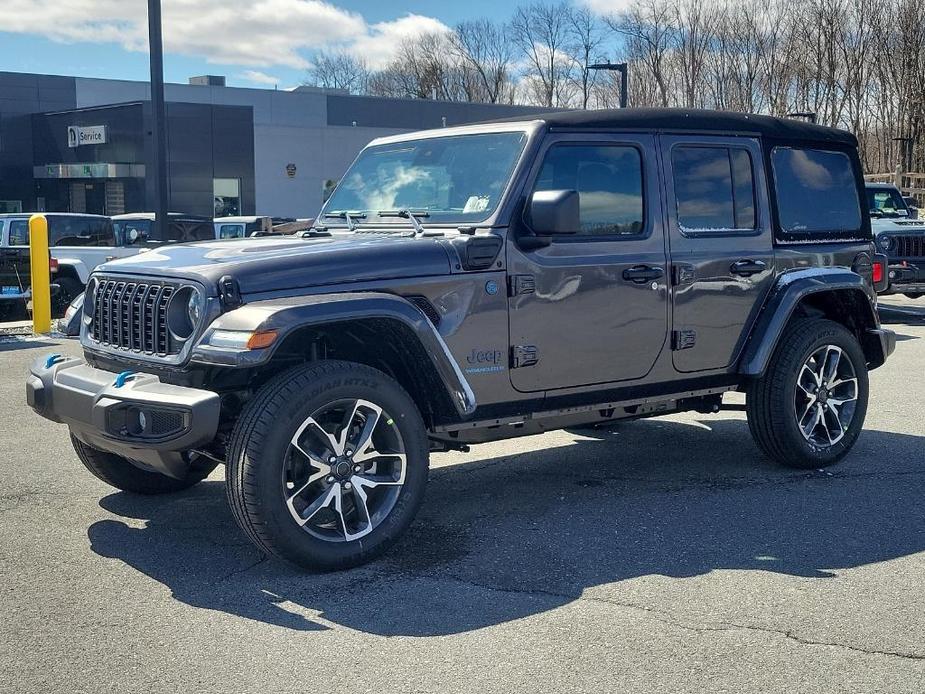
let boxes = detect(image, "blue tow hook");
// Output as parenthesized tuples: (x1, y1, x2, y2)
(44, 354, 64, 369)
(113, 371, 136, 388)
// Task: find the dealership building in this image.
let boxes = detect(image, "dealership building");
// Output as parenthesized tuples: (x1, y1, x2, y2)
(0, 71, 551, 219)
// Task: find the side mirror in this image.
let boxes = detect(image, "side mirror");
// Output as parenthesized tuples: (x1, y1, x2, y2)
(529, 189, 581, 236)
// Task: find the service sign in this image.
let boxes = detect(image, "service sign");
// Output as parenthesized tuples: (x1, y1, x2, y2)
(67, 125, 108, 148)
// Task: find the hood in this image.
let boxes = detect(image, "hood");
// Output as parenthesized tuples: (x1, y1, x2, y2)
(871, 217, 925, 234)
(95, 234, 452, 295)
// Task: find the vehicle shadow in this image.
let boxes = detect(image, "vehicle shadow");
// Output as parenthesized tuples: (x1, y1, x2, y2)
(88, 417, 925, 635)
(0, 338, 60, 352)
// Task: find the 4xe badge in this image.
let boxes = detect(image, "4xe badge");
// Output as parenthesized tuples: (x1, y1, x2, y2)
(464, 348, 505, 375)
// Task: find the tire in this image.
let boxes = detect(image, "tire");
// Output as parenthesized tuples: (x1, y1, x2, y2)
(52, 277, 83, 317)
(71, 434, 218, 494)
(746, 318, 869, 469)
(903, 293, 923, 300)
(226, 360, 429, 571)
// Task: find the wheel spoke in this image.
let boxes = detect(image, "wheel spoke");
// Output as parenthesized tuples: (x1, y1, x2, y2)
(798, 365, 819, 397)
(823, 346, 842, 386)
(801, 403, 824, 439)
(800, 363, 822, 391)
(823, 405, 844, 444)
(297, 416, 343, 458)
(829, 378, 858, 400)
(338, 399, 382, 459)
(288, 484, 339, 527)
(342, 484, 374, 541)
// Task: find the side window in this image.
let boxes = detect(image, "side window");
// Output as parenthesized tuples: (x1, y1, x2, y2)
(8, 220, 28, 245)
(219, 224, 245, 239)
(771, 147, 863, 239)
(672, 146, 756, 232)
(48, 218, 115, 247)
(532, 144, 645, 236)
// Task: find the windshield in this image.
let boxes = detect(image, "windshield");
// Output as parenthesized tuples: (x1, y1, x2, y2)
(867, 187, 909, 217)
(322, 131, 528, 227)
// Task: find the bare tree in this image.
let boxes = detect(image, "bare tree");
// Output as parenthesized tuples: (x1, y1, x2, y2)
(304, 51, 369, 94)
(606, 0, 675, 106)
(511, 2, 576, 107)
(451, 19, 516, 103)
(566, 6, 608, 109)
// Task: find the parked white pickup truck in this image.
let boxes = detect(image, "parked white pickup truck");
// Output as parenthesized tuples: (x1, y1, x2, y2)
(0, 213, 139, 314)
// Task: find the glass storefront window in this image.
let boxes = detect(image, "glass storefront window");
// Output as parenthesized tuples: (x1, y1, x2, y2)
(214, 178, 241, 217)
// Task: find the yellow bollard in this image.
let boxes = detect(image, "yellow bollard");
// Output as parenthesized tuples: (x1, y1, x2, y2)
(29, 214, 52, 334)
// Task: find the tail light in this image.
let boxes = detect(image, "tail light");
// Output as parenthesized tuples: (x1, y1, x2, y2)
(872, 253, 889, 293)
(48, 257, 59, 273)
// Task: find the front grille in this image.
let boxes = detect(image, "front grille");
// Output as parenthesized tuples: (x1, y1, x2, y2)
(90, 278, 177, 356)
(894, 235, 925, 258)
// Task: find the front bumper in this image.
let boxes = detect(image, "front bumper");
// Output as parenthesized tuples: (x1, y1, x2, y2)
(27, 354, 221, 479)
(883, 262, 925, 294)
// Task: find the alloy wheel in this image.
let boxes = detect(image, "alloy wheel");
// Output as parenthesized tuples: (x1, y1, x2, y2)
(282, 398, 406, 542)
(794, 344, 859, 447)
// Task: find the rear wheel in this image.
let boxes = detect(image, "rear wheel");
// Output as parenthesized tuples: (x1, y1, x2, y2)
(71, 434, 217, 494)
(903, 293, 923, 300)
(226, 361, 429, 571)
(747, 319, 869, 469)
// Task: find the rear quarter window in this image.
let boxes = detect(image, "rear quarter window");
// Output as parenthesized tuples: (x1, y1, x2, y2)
(771, 147, 865, 243)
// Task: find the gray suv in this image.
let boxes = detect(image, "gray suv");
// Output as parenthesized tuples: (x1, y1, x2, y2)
(27, 109, 895, 570)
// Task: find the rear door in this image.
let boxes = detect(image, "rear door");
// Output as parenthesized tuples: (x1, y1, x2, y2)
(660, 135, 775, 372)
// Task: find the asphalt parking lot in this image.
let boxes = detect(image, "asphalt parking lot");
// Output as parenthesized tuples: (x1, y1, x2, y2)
(2, 299, 925, 693)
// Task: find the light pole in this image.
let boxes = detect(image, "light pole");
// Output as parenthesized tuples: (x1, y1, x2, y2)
(147, 0, 169, 242)
(588, 62, 628, 109)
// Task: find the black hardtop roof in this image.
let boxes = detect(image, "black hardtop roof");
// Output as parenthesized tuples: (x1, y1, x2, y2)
(491, 107, 857, 146)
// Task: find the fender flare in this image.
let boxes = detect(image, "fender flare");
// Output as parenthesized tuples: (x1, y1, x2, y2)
(191, 291, 476, 417)
(739, 268, 880, 377)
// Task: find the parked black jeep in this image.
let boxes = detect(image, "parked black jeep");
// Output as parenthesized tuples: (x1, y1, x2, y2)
(27, 109, 895, 570)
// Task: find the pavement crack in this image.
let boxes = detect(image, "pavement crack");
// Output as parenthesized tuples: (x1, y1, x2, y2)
(430, 572, 925, 662)
(219, 554, 269, 581)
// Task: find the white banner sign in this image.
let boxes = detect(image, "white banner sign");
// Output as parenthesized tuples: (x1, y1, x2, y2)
(67, 125, 108, 148)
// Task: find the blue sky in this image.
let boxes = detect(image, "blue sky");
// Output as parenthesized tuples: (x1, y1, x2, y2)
(0, 0, 576, 89)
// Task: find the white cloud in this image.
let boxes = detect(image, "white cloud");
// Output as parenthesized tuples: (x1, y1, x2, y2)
(0, 0, 439, 71)
(347, 14, 452, 70)
(240, 70, 281, 86)
(580, 0, 637, 16)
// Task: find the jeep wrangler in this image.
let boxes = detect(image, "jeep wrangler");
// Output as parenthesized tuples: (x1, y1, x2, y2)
(27, 109, 896, 570)
(866, 182, 925, 298)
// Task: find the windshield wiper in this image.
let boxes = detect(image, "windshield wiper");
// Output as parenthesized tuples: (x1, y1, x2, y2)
(322, 210, 367, 231)
(378, 209, 430, 235)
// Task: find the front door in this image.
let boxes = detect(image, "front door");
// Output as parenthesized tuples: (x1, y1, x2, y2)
(660, 135, 775, 372)
(507, 133, 669, 393)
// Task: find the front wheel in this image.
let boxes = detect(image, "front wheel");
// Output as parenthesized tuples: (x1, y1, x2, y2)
(747, 319, 869, 469)
(226, 361, 429, 571)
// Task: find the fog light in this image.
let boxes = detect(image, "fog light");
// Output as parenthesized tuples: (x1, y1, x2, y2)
(138, 410, 147, 432)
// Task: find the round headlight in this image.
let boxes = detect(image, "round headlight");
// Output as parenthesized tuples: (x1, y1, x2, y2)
(167, 287, 203, 340)
(878, 235, 894, 251)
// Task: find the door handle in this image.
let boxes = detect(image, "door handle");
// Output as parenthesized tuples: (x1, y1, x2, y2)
(730, 259, 767, 277)
(105, 256, 116, 261)
(622, 265, 664, 284)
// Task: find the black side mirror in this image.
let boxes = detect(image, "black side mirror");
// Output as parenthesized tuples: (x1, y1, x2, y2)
(530, 189, 580, 236)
